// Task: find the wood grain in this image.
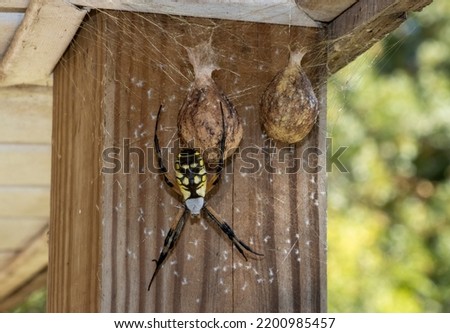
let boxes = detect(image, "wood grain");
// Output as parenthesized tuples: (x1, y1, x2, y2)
(296, 0, 357, 22)
(0, 12, 24, 56)
(0, 268, 46, 312)
(0, 86, 52, 144)
(0, 227, 47, 301)
(0, 0, 87, 86)
(49, 10, 327, 312)
(70, 0, 318, 27)
(0, 217, 48, 251)
(0, 145, 50, 185)
(0, 0, 29, 9)
(48, 11, 104, 311)
(0, 186, 49, 217)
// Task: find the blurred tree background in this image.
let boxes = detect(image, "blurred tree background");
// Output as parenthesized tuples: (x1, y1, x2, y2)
(10, 0, 449, 313)
(327, 0, 450, 312)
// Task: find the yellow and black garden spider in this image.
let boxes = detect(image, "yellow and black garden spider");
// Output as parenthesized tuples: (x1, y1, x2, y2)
(148, 103, 263, 290)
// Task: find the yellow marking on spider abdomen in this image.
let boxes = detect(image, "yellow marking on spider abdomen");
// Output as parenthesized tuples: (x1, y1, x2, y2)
(175, 148, 207, 201)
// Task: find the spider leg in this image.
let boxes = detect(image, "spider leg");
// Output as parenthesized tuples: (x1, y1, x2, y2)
(204, 205, 263, 259)
(154, 105, 181, 195)
(148, 208, 189, 290)
(207, 102, 227, 193)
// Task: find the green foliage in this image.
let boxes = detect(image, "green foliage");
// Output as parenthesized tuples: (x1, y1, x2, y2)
(12, 288, 46, 313)
(328, 1, 450, 312)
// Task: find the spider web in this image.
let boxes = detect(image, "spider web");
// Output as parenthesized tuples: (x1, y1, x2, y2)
(57, 8, 396, 311)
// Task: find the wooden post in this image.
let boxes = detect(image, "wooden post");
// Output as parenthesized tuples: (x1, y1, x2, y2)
(48, 10, 327, 312)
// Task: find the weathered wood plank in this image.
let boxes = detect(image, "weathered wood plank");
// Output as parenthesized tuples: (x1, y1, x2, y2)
(296, 0, 357, 22)
(0, 228, 47, 301)
(0, 86, 52, 144)
(0, 217, 48, 250)
(0, 0, 87, 86)
(0, 186, 49, 217)
(0, 0, 434, 86)
(0, 12, 24, 56)
(70, 0, 318, 27)
(0, 0, 30, 9)
(224, 27, 327, 312)
(0, 268, 46, 312)
(0, 145, 51, 185)
(328, 0, 433, 73)
(0, 251, 14, 268)
(49, 10, 327, 312)
(48, 10, 103, 311)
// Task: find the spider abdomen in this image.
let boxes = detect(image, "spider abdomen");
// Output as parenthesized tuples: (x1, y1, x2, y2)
(175, 149, 207, 202)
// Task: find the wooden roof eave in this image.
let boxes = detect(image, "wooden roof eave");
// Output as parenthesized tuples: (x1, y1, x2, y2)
(328, 0, 433, 74)
(0, 0, 434, 87)
(0, 0, 87, 87)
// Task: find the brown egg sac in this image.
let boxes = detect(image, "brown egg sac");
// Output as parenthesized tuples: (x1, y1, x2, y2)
(177, 42, 243, 165)
(260, 49, 319, 144)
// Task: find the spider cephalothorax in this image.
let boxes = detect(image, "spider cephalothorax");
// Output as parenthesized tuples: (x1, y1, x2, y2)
(148, 103, 262, 290)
